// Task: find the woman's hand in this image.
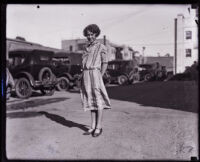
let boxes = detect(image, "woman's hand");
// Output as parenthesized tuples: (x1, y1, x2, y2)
(101, 63, 108, 76)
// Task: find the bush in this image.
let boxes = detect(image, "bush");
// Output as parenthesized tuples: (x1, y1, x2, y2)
(184, 62, 198, 81)
(168, 62, 198, 81)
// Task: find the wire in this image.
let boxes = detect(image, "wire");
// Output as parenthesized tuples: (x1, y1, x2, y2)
(103, 6, 154, 30)
(129, 41, 196, 46)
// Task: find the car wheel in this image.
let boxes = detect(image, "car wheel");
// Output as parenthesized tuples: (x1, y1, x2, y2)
(40, 88, 55, 96)
(38, 67, 53, 82)
(157, 71, 163, 80)
(56, 77, 70, 91)
(15, 78, 32, 99)
(6, 86, 11, 100)
(118, 75, 128, 85)
(103, 74, 111, 85)
(104, 77, 111, 86)
(132, 74, 140, 83)
(144, 74, 151, 81)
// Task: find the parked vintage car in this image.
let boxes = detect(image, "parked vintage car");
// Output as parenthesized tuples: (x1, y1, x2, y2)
(52, 52, 82, 91)
(138, 62, 167, 81)
(106, 60, 139, 85)
(8, 49, 58, 99)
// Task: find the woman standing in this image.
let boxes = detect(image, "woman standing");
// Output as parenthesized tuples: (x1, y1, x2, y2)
(80, 24, 111, 137)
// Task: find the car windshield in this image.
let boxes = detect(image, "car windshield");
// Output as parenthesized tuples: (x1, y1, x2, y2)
(39, 55, 51, 61)
(53, 57, 70, 65)
(108, 61, 131, 70)
(139, 64, 152, 70)
(108, 63, 121, 70)
(9, 56, 26, 66)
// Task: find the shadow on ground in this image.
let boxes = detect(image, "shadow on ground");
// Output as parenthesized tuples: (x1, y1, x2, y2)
(6, 97, 69, 111)
(6, 111, 88, 132)
(39, 111, 88, 131)
(7, 111, 43, 118)
(10, 91, 47, 99)
(106, 81, 198, 113)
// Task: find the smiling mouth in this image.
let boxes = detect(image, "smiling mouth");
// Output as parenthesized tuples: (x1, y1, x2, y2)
(88, 38, 94, 42)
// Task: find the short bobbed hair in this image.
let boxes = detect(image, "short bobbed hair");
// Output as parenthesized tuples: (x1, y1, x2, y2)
(83, 24, 101, 37)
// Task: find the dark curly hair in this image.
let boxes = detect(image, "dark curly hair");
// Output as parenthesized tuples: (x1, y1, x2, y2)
(83, 24, 101, 37)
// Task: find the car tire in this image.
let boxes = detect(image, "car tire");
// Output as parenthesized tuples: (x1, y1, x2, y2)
(103, 73, 111, 86)
(6, 86, 12, 100)
(144, 74, 151, 81)
(132, 74, 140, 83)
(157, 71, 163, 80)
(56, 77, 70, 91)
(118, 75, 128, 85)
(38, 67, 53, 82)
(104, 77, 111, 86)
(40, 88, 55, 96)
(15, 77, 32, 99)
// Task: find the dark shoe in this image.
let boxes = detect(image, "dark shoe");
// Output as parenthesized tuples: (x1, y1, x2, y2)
(92, 128, 103, 137)
(83, 128, 95, 135)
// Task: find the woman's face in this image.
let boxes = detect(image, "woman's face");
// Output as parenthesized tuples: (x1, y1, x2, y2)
(86, 30, 96, 44)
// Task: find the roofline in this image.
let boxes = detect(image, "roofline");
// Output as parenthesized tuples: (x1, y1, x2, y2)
(61, 38, 126, 48)
(7, 38, 42, 46)
(9, 49, 55, 53)
(7, 37, 61, 51)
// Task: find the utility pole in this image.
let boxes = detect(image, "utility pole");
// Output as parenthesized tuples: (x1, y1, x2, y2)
(103, 35, 106, 45)
(142, 46, 146, 64)
(174, 18, 177, 74)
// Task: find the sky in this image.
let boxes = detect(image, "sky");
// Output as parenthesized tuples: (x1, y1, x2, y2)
(6, 4, 192, 56)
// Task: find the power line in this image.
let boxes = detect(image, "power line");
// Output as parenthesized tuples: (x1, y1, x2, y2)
(129, 41, 195, 46)
(121, 24, 197, 43)
(103, 5, 155, 30)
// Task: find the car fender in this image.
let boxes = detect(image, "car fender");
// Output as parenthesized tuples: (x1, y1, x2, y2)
(15, 72, 35, 87)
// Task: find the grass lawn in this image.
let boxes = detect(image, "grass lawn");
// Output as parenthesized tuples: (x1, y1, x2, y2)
(107, 81, 198, 113)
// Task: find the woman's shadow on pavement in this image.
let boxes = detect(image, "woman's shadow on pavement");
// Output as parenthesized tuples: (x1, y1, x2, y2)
(39, 111, 88, 132)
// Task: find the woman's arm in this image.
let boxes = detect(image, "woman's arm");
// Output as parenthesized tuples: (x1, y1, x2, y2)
(100, 44, 108, 76)
(101, 63, 108, 76)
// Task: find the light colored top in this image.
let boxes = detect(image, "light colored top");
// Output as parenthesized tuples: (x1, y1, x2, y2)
(82, 41, 108, 70)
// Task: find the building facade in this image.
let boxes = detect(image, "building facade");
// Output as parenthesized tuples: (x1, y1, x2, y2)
(62, 38, 116, 61)
(61, 38, 135, 61)
(175, 6, 198, 73)
(144, 56, 174, 72)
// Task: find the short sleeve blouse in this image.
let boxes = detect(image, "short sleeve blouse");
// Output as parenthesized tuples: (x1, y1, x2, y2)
(82, 41, 108, 70)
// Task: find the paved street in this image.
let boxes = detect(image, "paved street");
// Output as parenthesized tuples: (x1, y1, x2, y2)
(6, 81, 198, 160)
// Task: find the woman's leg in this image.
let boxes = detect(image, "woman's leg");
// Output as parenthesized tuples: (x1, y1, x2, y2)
(91, 110, 97, 129)
(96, 109, 103, 130)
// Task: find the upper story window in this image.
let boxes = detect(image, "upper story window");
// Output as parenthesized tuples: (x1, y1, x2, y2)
(185, 31, 192, 40)
(77, 43, 85, 50)
(69, 45, 73, 51)
(185, 49, 192, 57)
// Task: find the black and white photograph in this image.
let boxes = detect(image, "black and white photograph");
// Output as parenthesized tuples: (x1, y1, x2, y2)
(3, 3, 199, 160)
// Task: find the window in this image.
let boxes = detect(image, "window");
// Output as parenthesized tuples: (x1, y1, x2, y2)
(185, 31, 192, 40)
(53, 57, 70, 65)
(8, 58, 14, 66)
(185, 49, 192, 57)
(108, 64, 114, 70)
(40, 55, 50, 61)
(77, 43, 85, 50)
(69, 45, 73, 51)
(11, 56, 26, 66)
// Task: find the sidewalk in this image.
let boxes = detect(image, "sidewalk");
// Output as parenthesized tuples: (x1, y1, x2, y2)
(6, 90, 198, 160)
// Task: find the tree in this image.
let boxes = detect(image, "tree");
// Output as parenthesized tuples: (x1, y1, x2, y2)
(165, 53, 170, 57)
